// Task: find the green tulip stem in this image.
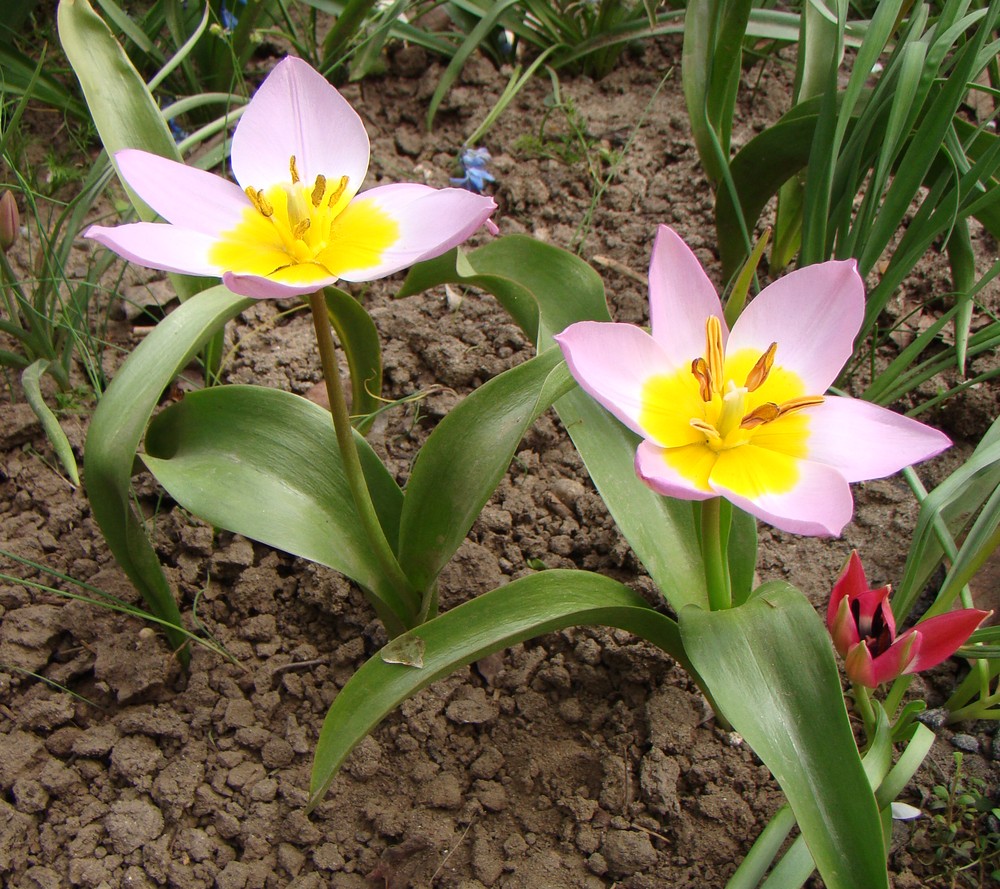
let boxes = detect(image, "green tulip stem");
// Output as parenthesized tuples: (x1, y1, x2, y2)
(852, 683, 876, 738)
(308, 291, 417, 630)
(701, 497, 732, 611)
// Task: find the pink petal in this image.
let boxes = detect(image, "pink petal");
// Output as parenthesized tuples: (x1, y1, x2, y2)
(904, 609, 991, 673)
(86, 222, 223, 278)
(555, 322, 677, 438)
(829, 593, 861, 657)
(648, 225, 727, 363)
(222, 269, 338, 300)
(827, 551, 868, 631)
(844, 640, 878, 687)
(634, 440, 718, 501)
(335, 184, 496, 282)
(804, 396, 951, 482)
(710, 451, 855, 536)
(868, 633, 918, 686)
(727, 260, 863, 392)
(231, 57, 370, 197)
(114, 149, 249, 234)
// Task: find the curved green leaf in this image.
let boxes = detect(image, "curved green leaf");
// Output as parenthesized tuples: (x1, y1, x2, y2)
(680, 582, 887, 889)
(58, 0, 208, 304)
(309, 569, 690, 808)
(83, 287, 253, 656)
(22, 360, 80, 486)
(895, 419, 1000, 621)
(398, 347, 573, 591)
(425, 0, 522, 131)
(400, 237, 708, 610)
(324, 287, 382, 433)
(141, 386, 408, 621)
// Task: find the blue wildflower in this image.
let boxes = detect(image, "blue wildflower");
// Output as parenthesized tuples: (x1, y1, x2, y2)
(168, 118, 190, 143)
(450, 147, 495, 194)
(220, 0, 246, 31)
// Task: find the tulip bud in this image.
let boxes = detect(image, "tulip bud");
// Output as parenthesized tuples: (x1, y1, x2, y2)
(0, 190, 18, 253)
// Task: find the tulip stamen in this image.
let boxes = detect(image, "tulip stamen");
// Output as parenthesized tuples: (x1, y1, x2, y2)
(327, 175, 349, 209)
(691, 358, 713, 402)
(289, 156, 300, 184)
(745, 342, 777, 391)
(245, 186, 274, 218)
(311, 175, 327, 208)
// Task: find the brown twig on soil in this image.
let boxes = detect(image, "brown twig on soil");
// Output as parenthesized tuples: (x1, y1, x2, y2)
(591, 254, 646, 285)
(429, 814, 477, 884)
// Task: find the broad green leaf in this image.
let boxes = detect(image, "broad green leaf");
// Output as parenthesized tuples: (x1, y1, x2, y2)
(323, 287, 382, 432)
(310, 569, 690, 808)
(681, 582, 888, 889)
(83, 286, 253, 657)
(742, 710, 934, 887)
(556, 388, 707, 610)
(21, 360, 80, 487)
(398, 348, 573, 591)
(141, 386, 410, 625)
(399, 234, 609, 342)
(400, 238, 708, 609)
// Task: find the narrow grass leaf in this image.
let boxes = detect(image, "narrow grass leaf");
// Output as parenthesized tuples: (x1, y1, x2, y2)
(21, 360, 80, 486)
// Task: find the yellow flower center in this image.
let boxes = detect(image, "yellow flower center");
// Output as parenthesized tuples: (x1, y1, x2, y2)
(210, 155, 399, 284)
(637, 317, 824, 497)
(687, 316, 823, 453)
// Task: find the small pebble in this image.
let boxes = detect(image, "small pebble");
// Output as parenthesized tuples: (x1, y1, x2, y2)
(916, 708, 948, 729)
(950, 733, 980, 753)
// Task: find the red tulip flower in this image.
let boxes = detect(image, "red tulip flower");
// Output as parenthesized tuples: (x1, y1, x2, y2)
(826, 551, 990, 688)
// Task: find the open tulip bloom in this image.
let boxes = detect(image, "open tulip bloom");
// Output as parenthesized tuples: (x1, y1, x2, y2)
(85, 57, 496, 299)
(555, 225, 952, 537)
(827, 551, 989, 688)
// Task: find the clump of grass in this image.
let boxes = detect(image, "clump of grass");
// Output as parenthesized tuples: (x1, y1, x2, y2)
(915, 752, 1000, 888)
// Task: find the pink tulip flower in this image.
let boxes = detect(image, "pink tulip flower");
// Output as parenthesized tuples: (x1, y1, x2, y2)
(554, 225, 952, 536)
(86, 57, 496, 299)
(827, 551, 990, 688)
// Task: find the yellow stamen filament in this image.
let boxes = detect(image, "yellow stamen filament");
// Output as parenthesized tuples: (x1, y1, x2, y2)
(290, 156, 300, 184)
(745, 342, 777, 392)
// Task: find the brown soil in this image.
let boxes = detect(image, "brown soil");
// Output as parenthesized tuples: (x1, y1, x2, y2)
(2, 37, 999, 889)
